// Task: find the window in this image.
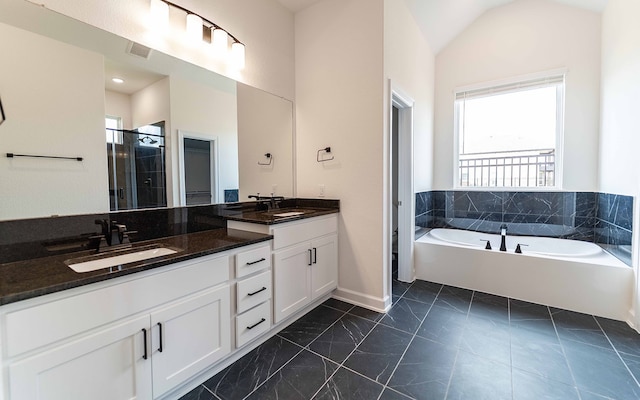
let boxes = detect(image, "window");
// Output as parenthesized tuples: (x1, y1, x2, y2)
(455, 73, 564, 188)
(105, 116, 123, 144)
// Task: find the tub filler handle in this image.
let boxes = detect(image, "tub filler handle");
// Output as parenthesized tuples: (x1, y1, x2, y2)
(515, 243, 529, 254)
(480, 239, 492, 250)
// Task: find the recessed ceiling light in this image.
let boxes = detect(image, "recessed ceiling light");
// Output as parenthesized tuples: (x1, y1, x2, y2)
(112, 77, 124, 84)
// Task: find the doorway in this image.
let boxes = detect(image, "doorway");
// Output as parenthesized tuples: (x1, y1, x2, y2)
(178, 130, 219, 206)
(390, 88, 414, 288)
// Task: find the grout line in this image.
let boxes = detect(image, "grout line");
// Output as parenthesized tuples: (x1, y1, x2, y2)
(508, 297, 514, 400)
(594, 317, 640, 390)
(548, 306, 583, 400)
(443, 289, 475, 399)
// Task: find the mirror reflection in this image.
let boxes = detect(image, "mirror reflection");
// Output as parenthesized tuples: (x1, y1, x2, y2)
(0, 0, 293, 221)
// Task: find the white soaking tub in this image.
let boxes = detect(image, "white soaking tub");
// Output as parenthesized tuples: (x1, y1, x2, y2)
(415, 229, 633, 321)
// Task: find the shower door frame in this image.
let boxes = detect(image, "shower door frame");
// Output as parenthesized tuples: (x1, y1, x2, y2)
(177, 130, 220, 206)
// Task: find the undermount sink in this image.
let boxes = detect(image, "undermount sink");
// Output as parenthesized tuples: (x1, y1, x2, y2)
(65, 245, 179, 273)
(271, 211, 306, 217)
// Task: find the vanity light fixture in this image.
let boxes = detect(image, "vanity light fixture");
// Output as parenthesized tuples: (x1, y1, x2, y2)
(149, 0, 245, 69)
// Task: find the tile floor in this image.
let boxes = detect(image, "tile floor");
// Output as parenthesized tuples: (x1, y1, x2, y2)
(180, 278, 640, 400)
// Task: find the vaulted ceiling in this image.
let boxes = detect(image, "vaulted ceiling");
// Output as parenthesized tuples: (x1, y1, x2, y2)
(276, 0, 608, 53)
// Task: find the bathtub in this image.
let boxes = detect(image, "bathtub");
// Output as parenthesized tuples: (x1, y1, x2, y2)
(415, 228, 633, 321)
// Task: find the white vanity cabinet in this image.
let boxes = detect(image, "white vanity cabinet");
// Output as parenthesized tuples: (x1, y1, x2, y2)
(229, 214, 338, 324)
(1, 252, 233, 400)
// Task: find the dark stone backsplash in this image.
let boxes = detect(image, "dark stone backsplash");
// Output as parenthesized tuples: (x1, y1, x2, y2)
(415, 190, 634, 266)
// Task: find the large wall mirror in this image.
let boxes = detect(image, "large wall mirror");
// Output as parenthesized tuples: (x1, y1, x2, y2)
(0, 0, 294, 221)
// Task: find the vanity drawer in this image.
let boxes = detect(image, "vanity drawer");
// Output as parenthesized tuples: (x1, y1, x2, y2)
(236, 301, 271, 348)
(236, 245, 271, 278)
(271, 215, 337, 250)
(236, 270, 272, 313)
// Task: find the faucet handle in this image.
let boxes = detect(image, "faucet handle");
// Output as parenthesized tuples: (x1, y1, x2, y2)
(515, 243, 528, 254)
(479, 239, 492, 250)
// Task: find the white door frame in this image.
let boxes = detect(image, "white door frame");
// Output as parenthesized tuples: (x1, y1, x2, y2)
(390, 83, 415, 284)
(177, 130, 220, 206)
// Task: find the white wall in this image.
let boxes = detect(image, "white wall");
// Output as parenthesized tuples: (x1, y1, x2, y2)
(384, 0, 435, 295)
(169, 75, 238, 204)
(0, 23, 108, 220)
(105, 90, 132, 130)
(433, 0, 602, 190)
(237, 83, 294, 200)
(26, 0, 295, 101)
(296, 0, 387, 310)
(599, 0, 640, 328)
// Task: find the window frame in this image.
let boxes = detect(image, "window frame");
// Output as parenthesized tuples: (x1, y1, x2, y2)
(452, 69, 566, 190)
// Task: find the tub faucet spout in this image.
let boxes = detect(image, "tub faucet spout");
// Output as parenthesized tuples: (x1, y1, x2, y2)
(500, 224, 508, 252)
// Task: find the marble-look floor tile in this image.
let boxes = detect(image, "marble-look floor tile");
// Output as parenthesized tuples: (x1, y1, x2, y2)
(459, 315, 511, 366)
(416, 304, 467, 347)
(388, 336, 458, 400)
(245, 349, 338, 400)
(312, 367, 384, 400)
(434, 286, 472, 314)
(563, 340, 640, 399)
(203, 335, 301, 400)
(392, 279, 411, 297)
(468, 291, 509, 323)
(179, 385, 218, 400)
(446, 349, 512, 400)
(379, 388, 415, 400)
(322, 298, 354, 312)
(348, 305, 384, 323)
(402, 280, 441, 304)
(278, 305, 345, 347)
(512, 368, 579, 400)
(343, 324, 412, 384)
(379, 297, 431, 334)
(511, 336, 573, 385)
(309, 313, 376, 363)
(509, 299, 556, 337)
(619, 351, 640, 384)
(597, 316, 640, 357)
(551, 308, 611, 349)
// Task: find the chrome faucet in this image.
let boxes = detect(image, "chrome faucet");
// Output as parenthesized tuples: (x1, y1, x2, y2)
(499, 224, 508, 252)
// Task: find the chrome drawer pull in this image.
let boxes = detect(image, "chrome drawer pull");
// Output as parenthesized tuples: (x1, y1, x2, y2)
(246, 257, 266, 265)
(248, 287, 267, 296)
(247, 318, 266, 330)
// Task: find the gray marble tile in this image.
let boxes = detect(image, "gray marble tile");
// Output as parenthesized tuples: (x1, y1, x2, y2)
(348, 305, 384, 323)
(312, 367, 384, 400)
(309, 313, 376, 363)
(551, 308, 611, 349)
(278, 305, 345, 347)
(620, 351, 640, 384)
(512, 368, 579, 400)
(597, 317, 640, 357)
(343, 324, 412, 384)
(379, 388, 415, 400)
(179, 385, 217, 400)
(459, 315, 511, 366)
(388, 336, 457, 400)
(203, 335, 302, 400)
(511, 335, 573, 385)
(246, 349, 338, 400)
(563, 340, 640, 399)
(380, 297, 432, 334)
(322, 298, 354, 312)
(509, 299, 556, 337)
(402, 280, 441, 304)
(416, 303, 467, 347)
(434, 285, 472, 313)
(447, 349, 512, 400)
(468, 291, 509, 323)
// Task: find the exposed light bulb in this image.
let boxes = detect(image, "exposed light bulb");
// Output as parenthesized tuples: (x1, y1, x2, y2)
(186, 13, 203, 43)
(231, 42, 245, 69)
(212, 28, 228, 58)
(149, 0, 169, 31)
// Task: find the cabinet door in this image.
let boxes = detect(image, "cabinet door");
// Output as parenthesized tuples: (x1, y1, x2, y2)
(273, 242, 312, 323)
(150, 285, 230, 398)
(8, 315, 151, 400)
(311, 234, 338, 299)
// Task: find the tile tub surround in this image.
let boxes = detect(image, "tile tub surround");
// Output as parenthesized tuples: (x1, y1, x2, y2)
(415, 190, 633, 265)
(180, 280, 640, 400)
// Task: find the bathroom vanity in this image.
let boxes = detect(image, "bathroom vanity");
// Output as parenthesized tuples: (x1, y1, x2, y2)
(0, 206, 339, 400)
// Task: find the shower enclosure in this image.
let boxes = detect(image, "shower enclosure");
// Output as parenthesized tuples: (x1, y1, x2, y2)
(106, 122, 167, 211)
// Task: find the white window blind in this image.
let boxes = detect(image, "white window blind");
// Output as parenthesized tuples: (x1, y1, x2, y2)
(455, 74, 565, 101)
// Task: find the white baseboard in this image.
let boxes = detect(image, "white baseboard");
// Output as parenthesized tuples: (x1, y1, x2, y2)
(332, 287, 391, 313)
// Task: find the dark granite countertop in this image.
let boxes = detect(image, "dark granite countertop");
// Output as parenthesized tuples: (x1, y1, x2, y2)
(225, 207, 339, 225)
(0, 228, 272, 306)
